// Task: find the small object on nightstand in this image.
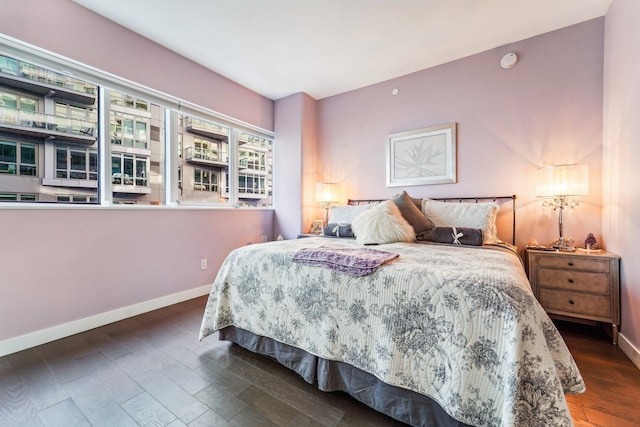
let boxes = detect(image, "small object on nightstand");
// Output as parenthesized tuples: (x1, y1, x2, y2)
(276, 234, 283, 241)
(584, 233, 600, 250)
(310, 219, 324, 235)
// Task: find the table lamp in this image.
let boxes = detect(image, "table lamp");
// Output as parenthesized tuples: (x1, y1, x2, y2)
(536, 164, 588, 251)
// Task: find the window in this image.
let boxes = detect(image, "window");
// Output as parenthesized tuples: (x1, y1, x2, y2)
(0, 53, 99, 204)
(20, 143, 36, 176)
(0, 47, 273, 207)
(56, 195, 96, 204)
(109, 90, 164, 204)
(110, 112, 148, 149)
(177, 114, 229, 204)
(0, 55, 19, 76)
(0, 90, 37, 111)
(0, 140, 16, 174)
(236, 132, 273, 207)
(56, 145, 97, 181)
(110, 91, 149, 111)
(111, 153, 148, 187)
(194, 168, 217, 192)
(0, 193, 37, 201)
(0, 140, 36, 176)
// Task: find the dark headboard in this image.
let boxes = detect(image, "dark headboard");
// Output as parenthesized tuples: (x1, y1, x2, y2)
(348, 195, 517, 245)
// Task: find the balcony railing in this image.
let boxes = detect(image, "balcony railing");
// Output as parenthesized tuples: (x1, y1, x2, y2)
(185, 146, 228, 168)
(0, 106, 96, 144)
(185, 117, 228, 139)
(238, 134, 270, 150)
(0, 56, 96, 95)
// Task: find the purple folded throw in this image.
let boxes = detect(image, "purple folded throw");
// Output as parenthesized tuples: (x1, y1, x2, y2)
(292, 246, 399, 276)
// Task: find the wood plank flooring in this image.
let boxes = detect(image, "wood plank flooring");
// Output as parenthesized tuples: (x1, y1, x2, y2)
(1, 296, 639, 426)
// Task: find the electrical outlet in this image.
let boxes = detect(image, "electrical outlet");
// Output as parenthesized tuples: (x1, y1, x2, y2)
(200, 258, 207, 270)
(260, 235, 268, 243)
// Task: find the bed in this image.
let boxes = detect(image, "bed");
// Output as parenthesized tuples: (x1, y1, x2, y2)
(199, 194, 585, 427)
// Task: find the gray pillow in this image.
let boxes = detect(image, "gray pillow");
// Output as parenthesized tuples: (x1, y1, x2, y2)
(430, 227, 483, 246)
(392, 191, 434, 240)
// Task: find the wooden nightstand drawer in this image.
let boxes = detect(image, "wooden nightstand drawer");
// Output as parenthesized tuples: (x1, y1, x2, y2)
(525, 248, 621, 344)
(539, 288, 611, 318)
(538, 269, 610, 294)
(535, 254, 610, 272)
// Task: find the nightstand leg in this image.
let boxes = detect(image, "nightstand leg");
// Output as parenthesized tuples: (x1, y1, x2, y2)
(612, 324, 619, 345)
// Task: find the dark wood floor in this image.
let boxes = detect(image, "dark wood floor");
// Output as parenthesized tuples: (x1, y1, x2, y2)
(1, 296, 639, 427)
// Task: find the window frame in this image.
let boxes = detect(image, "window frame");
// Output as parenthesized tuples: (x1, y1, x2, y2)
(0, 35, 274, 209)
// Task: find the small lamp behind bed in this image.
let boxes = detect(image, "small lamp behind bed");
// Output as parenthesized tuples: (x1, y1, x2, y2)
(316, 182, 339, 225)
(536, 164, 588, 251)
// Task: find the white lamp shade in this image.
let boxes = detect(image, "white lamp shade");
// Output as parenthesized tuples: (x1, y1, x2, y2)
(536, 164, 589, 197)
(316, 183, 339, 203)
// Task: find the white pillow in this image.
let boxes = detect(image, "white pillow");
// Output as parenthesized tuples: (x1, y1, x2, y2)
(351, 200, 415, 245)
(329, 203, 377, 224)
(421, 199, 500, 244)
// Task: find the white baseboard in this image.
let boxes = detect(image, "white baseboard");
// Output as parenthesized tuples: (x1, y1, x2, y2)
(618, 332, 640, 371)
(0, 285, 211, 357)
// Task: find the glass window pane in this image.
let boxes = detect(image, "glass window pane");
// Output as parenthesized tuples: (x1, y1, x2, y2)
(123, 156, 134, 182)
(0, 55, 19, 75)
(0, 55, 99, 204)
(111, 155, 122, 184)
(21, 144, 35, 164)
(0, 141, 16, 162)
(70, 149, 86, 170)
(178, 114, 229, 204)
(0, 193, 18, 201)
(1, 93, 17, 109)
(109, 90, 163, 204)
(20, 98, 36, 112)
(89, 151, 97, 172)
(237, 132, 272, 207)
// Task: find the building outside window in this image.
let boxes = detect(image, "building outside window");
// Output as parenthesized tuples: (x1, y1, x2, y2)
(0, 193, 37, 201)
(0, 53, 99, 203)
(0, 140, 37, 176)
(194, 168, 217, 192)
(56, 145, 97, 180)
(0, 49, 273, 207)
(109, 90, 163, 205)
(237, 131, 272, 206)
(177, 114, 229, 204)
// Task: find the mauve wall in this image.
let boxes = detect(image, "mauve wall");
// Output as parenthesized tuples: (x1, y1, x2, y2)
(273, 93, 319, 239)
(603, 0, 640, 358)
(0, 0, 273, 130)
(0, 0, 274, 348)
(317, 19, 604, 249)
(0, 209, 272, 339)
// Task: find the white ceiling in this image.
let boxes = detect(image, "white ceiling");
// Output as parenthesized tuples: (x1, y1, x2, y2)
(73, 0, 611, 101)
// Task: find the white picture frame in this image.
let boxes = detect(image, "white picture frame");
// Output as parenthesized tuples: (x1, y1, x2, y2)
(386, 122, 457, 187)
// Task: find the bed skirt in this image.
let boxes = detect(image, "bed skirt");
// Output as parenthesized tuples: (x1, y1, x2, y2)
(219, 326, 471, 427)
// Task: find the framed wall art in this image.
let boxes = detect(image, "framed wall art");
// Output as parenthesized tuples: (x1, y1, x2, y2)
(386, 122, 456, 187)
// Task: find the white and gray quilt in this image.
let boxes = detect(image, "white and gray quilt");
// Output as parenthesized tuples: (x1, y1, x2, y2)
(199, 237, 585, 427)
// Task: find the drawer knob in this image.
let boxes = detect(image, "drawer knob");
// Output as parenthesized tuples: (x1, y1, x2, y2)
(567, 262, 574, 266)
(568, 278, 574, 283)
(569, 300, 575, 305)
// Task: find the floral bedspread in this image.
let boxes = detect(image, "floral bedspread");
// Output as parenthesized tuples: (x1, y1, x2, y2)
(199, 238, 585, 427)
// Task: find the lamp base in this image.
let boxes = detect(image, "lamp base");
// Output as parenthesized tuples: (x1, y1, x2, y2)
(551, 237, 576, 252)
(554, 245, 577, 252)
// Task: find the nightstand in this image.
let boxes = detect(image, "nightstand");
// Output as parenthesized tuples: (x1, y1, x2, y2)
(525, 248, 621, 344)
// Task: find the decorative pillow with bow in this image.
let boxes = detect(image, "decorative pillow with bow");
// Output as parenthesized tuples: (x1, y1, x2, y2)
(430, 226, 483, 246)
